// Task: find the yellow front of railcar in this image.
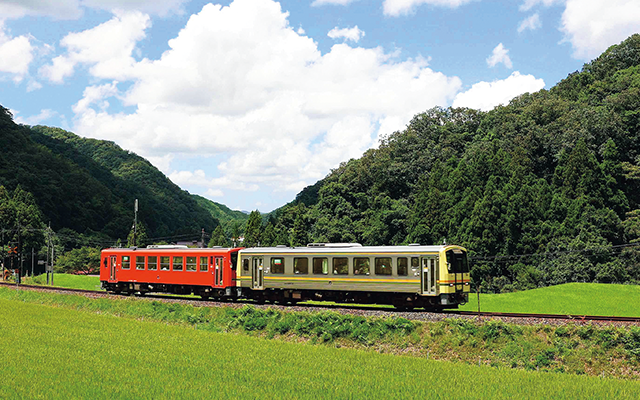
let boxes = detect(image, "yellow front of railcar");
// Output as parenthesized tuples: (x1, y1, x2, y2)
(437, 246, 470, 306)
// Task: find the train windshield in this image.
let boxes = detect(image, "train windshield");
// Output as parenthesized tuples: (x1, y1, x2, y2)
(446, 249, 469, 273)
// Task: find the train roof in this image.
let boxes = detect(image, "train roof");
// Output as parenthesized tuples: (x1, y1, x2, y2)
(101, 246, 242, 253)
(239, 243, 466, 255)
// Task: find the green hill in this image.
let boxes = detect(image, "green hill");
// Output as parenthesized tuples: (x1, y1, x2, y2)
(269, 34, 640, 292)
(0, 110, 219, 241)
(192, 194, 249, 231)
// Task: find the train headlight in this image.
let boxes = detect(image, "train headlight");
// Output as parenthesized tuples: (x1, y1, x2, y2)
(449, 283, 454, 287)
(465, 282, 469, 285)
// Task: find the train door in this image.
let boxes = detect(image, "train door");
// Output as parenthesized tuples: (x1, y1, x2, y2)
(214, 257, 224, 286)
(420, 257, 438, 295)
(252, 257, 264, 290)
(109, 255, 117, 282)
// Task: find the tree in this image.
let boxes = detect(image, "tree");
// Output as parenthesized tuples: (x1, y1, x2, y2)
(127, 221, 148, 247)
(54, 246, 101, 275)
(243, 211, 262, 247)
(208, 225, 228, 247)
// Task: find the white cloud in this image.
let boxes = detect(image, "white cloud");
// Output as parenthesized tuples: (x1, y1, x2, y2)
(312, 0, 358, 6)
(328, 26, 365, 43)
(518, 13, 541, 33)
(0, 0, 187, 20)
(452, 71, 545, 111)
(0, 23, 34, 81)
(72, 0, 462, 196)
(383, 0, 476, 17)
(13, 108, 57, 125)
(72, 82, 120, 114)
(560, 0, 640, 60)
(205, 189, 224, 198)
(486, 43, 513, 68)
(39, 11, 150, 83)
(520, 0, 564, 12)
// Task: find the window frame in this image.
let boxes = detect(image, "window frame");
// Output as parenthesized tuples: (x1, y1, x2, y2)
(375, 257, 392, 276)
(121, 256, 130, 270)
(186, 256, 197, 271)
(172, 256, 184, 271)
(332, 257, 349, 275)
(354, 257, 370, 275)
(270, 257, 285, 274)
(294, 257, 309, 274)
(160, 256, 170, 271)
(397, 257, 408, 276)
(199, 256, 209, 272)
(313, 257, 328, 275)
(136, 256, 145, 270)
(148, 256, 158, 271)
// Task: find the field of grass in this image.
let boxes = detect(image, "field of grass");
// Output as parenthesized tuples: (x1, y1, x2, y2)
(2, 287, 640, 380)
(22, 273, 102, 291)
(459, 283, 640, 317)
(1, 297, 640, 399)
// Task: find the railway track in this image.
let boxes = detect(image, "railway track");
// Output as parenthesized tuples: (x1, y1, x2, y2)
(2, 281, 640, 324)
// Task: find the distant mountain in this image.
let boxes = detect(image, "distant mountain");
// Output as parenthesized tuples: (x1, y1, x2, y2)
(191, 194, 249, 232)
(0, 110, 220, 241)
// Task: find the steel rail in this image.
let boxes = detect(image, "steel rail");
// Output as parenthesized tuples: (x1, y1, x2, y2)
(2, 281, 640, 323)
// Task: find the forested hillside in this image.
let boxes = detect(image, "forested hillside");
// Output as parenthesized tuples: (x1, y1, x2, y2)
(266, 34, 640, 292)
(0, 110, 219, 242)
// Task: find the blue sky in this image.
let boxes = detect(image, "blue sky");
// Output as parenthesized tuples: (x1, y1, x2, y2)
(1, 0, 639, 212)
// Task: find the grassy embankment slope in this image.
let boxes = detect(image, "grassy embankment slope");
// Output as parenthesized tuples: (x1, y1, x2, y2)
(24, 273, 101, 291)
(1, 294, 640, 399)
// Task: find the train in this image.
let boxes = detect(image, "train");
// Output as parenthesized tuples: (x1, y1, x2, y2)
(100, 243, 470, 309)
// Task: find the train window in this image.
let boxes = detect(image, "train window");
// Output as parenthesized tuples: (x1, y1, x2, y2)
(122, 256, 130, 270)
(375, 258, 392, 275)
(354, 258, 370, 275)
(270, 258, 285, 274)
(148, 256, 158, 270)
(397, 258, 408, 276)
(186, 257, 197, 271)
(411, 257, 420, 270)
(333, 258, 348, 275)
(173, 256, 184, 271)
(231, 252, 238, 271)
(199, 257, 208, 272)
(294, 258, 308, 274)
(242, 258, 249, 273)
(136, 256, 145, 270)
(160, 256, 170, 271)
(313, 258, 328, 275)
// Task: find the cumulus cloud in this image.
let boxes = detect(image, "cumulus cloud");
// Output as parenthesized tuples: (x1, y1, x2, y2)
(71, 0, 462, 197)
(0, 0, 187, 20)
(520, 0, 564, 12)
(328, 26, 365, 43)
(518, 13, 541, 33)
(560, 0, 640, 60)
(486, 43, 513, 68)
(383, 0, 476, 17)
(0, 23, 34, 81)
(452, 71, 545, 111)
(312, 0, 358, 6)
(13, 108, 57, 125)
(39, 11, 150, 83)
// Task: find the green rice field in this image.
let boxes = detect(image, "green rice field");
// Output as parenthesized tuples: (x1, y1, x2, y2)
(23, 273, 102, 291)
(1, 297, 639, 399)
(458, 283, 640, 317)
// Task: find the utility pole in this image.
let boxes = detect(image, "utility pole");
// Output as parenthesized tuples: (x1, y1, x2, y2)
(17, 220, 21, 285)
(31, 247, 34, 277)
(133, 199, 138, 247)
(46, 223, 50, 285)
(201, 228, 205, 248)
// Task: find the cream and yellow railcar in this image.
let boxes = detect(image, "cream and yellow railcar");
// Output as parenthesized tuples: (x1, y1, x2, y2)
(236, 243, 470, 309)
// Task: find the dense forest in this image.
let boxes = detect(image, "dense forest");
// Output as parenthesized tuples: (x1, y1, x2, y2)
(259, 34, 640, 292)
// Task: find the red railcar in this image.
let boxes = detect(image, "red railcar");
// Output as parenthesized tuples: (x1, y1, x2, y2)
(100, 246, 242, 298)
